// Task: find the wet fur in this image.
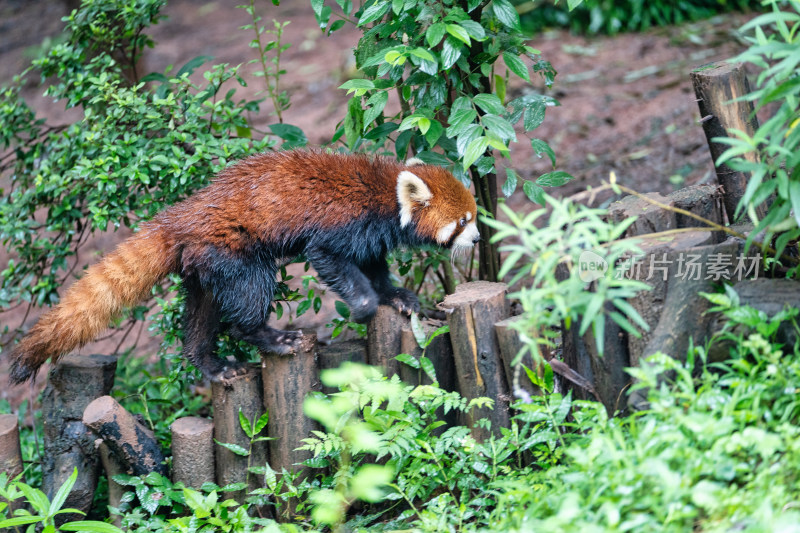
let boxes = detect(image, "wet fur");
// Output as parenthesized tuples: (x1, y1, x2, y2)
(8, 150, 477, 383)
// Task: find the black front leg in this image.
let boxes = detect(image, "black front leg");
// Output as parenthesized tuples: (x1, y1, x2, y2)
(306, 247, 380, 323)
(362, 259, 420, 316)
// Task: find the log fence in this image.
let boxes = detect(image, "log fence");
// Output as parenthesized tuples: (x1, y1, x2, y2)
(0, 60, 794, 521)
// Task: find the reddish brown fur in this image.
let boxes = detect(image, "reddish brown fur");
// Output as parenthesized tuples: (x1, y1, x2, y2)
(9, 150, 476, 383)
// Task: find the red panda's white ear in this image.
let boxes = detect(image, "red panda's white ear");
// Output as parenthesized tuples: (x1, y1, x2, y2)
(397, 170, 432, 227)
(405, 157, 425, 167)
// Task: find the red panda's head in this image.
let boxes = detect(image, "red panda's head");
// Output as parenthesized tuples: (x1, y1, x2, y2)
(396, 159, 479, 251)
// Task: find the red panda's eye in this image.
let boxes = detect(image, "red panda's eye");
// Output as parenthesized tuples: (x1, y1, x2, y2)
(459, 218, 466, 227)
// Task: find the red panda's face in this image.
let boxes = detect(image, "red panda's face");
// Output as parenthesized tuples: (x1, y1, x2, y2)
(396, 164, 479, 251)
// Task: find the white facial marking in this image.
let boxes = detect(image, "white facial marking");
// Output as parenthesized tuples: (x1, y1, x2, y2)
(436, 221, 457, 244)
(397, 171, 432, 227)
(454, 222, 479, 249)
(466, 212, 472, 221)
(405, 157, 425, 167)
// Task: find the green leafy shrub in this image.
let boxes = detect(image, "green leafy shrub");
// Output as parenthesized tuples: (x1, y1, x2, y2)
(313, 0, 574, 282)
(716, 0, 800, 277)
(520, 0, 763, 35)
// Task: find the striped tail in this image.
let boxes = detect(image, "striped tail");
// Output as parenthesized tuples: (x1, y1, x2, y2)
(8, 222, 179, 384)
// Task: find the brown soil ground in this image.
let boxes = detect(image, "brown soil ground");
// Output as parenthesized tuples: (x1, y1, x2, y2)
(0, 0, 757, 406)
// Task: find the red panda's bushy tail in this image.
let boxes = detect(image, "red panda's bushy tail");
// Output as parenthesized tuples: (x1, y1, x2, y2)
(8, 222, 180, 384)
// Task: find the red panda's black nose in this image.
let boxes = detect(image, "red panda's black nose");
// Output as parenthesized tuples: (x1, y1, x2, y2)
(472, 234, 481, 244)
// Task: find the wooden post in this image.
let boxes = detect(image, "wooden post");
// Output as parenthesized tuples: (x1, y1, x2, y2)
(494, 316, 541, 397)
(398, 318, 455, 390)
(83, 395, 167, 476)
(261, 333, 320, 476)
(211, 364, 267, 503)
(691, 61, 765, 222)
(171, 417, 215, 489)
(318, 339, 367, 394)
(41, 354, 117, 519)
(99, 443, 125, 527)
(440, 281, 511, 439)
(0, 414, 24, 514)
(367, 306, 409, 378)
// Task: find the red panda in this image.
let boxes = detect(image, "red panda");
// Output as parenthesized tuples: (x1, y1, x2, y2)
(8, 150, 479, 384)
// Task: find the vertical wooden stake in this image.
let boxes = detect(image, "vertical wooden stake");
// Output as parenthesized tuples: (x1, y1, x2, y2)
(367, 306, 409, 377)
(440, 282, 511, 439)
(42, 354, 117, 519)
(691, 61, 765, 221)
(0, 414, 24, 514)
(211, 364, 267, 503)
(261, 334, 320, 472)
(171, 417, 215, 489)
(494, 316, 541, 397)
(318, 339, 367, 394)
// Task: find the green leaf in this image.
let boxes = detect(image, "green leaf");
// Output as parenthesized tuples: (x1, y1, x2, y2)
(530, 138, 556, 167)
(60, 521, 125, 533)
(789, 181, 800, 228)
(349, 465, 393, 502)
(409, 48, 436, 63)
(482, 114, 516, 143)
(458, 20, 486, 41)
(441, 37, 462, 70)
(410, 312, 427, 347)
(446, 24, 471, 45)
(523, 181, 545, 204)
(358, 0, 390, 26)
(339, 79, 376, 92)
(396, 353, 420, 369)
(254, 411, 269, 435)
(536, 170, 574, 187)
(492, 0, 521, 31)
(425, 119, 444, 146)
(473, 93, 505, 115)
(239, 410, 253, 438)
(420, 356, 437, 382)
(335, 300, 351, 319)
(446, 108, 478, 138)
(363, 91, 388, 129)
(49, 468, 78, 516)
(426, 22, 446, 47)
(503, 52, 530, 82)
(523, 102, 546, 131)
(215, 440, 250, 457)
(502, 168, 519, 197)
(463, 136, 490, 170)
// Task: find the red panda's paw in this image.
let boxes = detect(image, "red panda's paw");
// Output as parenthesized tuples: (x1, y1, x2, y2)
(381, 287, 420, 316)
(215, 361, 251, 382)
(268, 329, 304, 355)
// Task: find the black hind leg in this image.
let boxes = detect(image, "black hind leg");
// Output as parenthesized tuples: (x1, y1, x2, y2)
(182, 276, 247, 380)
(199, 248, 303, 356)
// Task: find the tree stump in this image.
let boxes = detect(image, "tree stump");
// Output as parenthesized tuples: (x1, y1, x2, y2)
(83, 395, 167, 476)
(440, 281, 511, 439)
(691, 61, 765, 221)
(211, 364, 267, 503)
(171, 417, 215, 489)
(41, 354, 117, 519)
(367, 306, 409, 378)
(627, 236, 752, 410)
(318, 339, 367, 394)
(261, 333, 320, 477)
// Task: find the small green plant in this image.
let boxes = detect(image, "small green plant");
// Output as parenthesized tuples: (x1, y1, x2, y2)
(0, 468, 123, 532)
(519, 0, 763, 35)
(484, 193, 649, 365)
(716, 0, 800, 277)
(313, 0, 576, 283)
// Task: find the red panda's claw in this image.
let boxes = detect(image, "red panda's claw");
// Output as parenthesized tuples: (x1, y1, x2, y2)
(384, 288, 420, 316)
